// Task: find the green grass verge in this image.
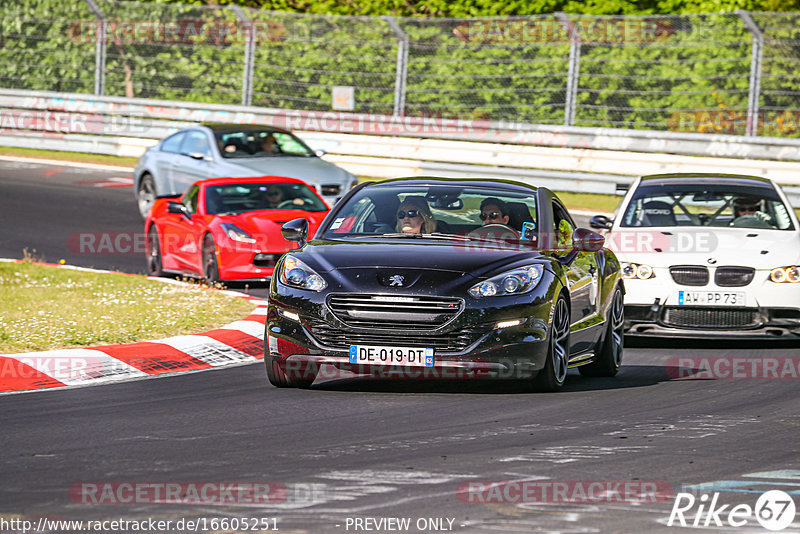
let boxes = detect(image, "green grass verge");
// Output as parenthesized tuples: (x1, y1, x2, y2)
(0, 262, 255, 354)
(0, 146, 138, 167)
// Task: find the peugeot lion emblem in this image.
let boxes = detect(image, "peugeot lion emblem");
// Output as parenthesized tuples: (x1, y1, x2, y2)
(389, 275, 405, 287)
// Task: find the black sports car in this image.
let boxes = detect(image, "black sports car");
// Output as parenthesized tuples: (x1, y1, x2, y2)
(265, 178, 624, 391)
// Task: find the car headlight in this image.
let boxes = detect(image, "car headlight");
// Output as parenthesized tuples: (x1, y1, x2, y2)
(622, 262, 655, 280)
(469, 265, 544, 298)
(221, 223, 256, 244)
(279, 254, 327, 291)
(770, 266, 800, 283)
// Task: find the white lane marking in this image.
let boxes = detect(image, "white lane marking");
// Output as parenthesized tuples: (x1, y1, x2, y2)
(0, 155, 133, 172)
(500, 446, 648, 464)
(60, 265, 112, 274)
(248, 307, 268, 316)
(320, 470, 473, 485)
(218, 320, 265, 338)
(3, 348, 147, 385)
(743, 470, 800, 480)
(604, 415, 759, 439)
(158, 335, 255, 366)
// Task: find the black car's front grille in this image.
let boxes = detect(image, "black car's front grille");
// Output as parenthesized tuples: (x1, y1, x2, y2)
(320, 184, 342, 196)
(670, 265, 709, 286)
(308, 320, 484, 353)
(662, 307, 760, 329)
(714, 266, 755, 287)
(327, 294, 464, 329)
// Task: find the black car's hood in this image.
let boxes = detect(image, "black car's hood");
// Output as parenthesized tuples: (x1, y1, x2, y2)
(300, 240, 547, 289)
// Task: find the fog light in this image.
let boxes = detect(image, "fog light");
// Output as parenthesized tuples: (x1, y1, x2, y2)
(496, 319, 524, 329)
(278, 309, 300, 322)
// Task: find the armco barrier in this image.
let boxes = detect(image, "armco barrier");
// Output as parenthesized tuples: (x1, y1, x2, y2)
(0, 88, 799, 205)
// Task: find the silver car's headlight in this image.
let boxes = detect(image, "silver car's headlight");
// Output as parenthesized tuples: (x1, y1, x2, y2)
(770, 266, 800, 283)
(278, 254, 327, 291)
(469, 265, 544, 298)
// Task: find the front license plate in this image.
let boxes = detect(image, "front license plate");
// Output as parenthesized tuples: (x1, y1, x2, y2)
(349, 345, 434, 367)
(677, 291, 745, 306)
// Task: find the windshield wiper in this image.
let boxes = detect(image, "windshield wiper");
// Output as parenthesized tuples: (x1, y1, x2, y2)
(379, 232, 425, 238)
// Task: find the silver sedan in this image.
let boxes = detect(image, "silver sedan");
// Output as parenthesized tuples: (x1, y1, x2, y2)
(133, 123, 358, 218)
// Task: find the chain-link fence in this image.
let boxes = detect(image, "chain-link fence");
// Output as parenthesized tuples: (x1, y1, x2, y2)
(1, 0, 799, 137)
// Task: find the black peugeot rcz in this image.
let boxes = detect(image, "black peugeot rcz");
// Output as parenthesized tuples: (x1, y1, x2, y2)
(265, 178, 624, 392)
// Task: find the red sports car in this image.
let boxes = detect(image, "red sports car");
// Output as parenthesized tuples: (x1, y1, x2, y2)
(144, 176, 330, 282)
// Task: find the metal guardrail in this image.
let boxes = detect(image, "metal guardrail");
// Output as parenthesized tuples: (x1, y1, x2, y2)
(0, 88, 799, 206)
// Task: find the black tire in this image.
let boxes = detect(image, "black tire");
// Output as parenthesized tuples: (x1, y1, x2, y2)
(146, 225, 164, 277)
(202, 234, 220, 283)
(580, 285, 624, 378)
(531, 295, 570, 392)
(137, 174, 156, 219)
(265, 353, 316, 389)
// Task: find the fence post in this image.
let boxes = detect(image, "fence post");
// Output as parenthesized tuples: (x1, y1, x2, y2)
(84, 0, 106, 96)
(231, 6, 255, 107)
(383, 16, 408, 117)
(556, 13, 580, 127)
(738, 10, 763, 137)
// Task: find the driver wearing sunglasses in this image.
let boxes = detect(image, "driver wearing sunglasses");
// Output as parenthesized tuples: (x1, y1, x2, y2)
(479, 197, 511, 226)
(395, 196, 437, 234)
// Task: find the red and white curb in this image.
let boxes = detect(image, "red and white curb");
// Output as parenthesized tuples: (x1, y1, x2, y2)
(0, 260, 268, 394)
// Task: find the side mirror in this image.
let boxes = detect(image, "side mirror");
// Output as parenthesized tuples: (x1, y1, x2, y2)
(589, 214, 613, 230)
(573, 227, 605, 252)
(282, 218, 309, 247)
(314, 148, 327, 157)
(167, 201, 190, 218)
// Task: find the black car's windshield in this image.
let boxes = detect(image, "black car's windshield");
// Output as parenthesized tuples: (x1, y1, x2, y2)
(321, 185, 538, 246)
(215, 130, 315, 159)
(205, 182, 327, 214)
(621, 183, 795, 230)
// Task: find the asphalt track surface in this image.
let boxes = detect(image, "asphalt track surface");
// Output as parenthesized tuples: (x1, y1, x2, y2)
(2, 159, 800, 533)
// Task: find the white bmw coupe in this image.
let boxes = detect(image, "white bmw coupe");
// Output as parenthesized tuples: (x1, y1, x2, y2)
(590, 173, 800, 338)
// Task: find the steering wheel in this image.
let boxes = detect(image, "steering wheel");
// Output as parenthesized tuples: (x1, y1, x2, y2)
(467, 223, 520, 241)
(277, 198, 311, 209)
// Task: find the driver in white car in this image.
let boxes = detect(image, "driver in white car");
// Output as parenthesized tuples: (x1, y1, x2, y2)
(731, 195, 775, 228)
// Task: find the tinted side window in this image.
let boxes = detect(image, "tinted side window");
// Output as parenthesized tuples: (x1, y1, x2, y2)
(161, 132, 185, 154)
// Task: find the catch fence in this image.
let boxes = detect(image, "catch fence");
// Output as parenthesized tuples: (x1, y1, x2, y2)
(1, 1, 800, 137)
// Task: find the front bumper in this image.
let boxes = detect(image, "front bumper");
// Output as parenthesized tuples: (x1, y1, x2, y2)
(621, 269, 800, 337)
(624, 304, 800, 338)
(265, 292, 554, 381)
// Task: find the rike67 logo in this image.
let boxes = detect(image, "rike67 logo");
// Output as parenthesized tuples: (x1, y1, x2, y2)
(668, 490, 796, 531)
